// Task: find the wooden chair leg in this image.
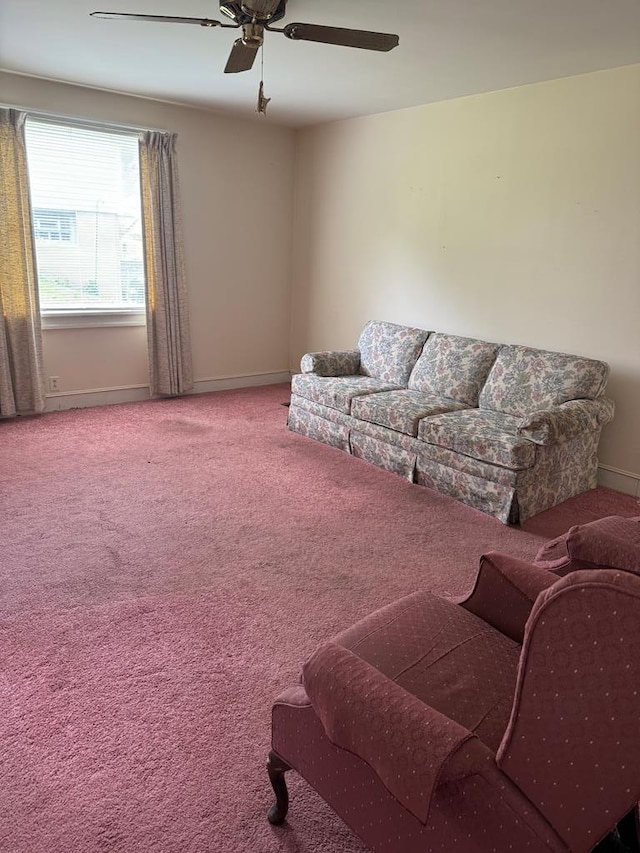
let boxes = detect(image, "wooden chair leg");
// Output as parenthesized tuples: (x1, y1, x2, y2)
(593, 807, 640, 852)
(267, 750, 291, 826)
(617, 806, 640, 853)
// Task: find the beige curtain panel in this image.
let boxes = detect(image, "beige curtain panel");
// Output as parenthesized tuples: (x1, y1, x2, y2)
(139, 131, 193, 397)
(0, 109, 45, 417)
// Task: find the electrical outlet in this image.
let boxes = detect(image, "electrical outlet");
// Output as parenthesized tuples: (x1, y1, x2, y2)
(49, 376, 60, 393)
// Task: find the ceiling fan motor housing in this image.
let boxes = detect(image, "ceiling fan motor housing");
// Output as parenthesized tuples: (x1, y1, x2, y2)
(219, 1, 286, 24)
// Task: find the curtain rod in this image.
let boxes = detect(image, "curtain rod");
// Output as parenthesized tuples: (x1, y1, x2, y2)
(0, 103, 168, 135)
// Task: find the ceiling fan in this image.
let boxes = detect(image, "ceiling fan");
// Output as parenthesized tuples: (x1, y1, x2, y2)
(91, 1, 400, 74)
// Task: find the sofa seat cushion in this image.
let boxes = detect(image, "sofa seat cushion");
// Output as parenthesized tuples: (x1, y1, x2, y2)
(331, 591, 521, 753)
(479, 345, 609, 417)
(418, 409, 536, 470)
(351, 390, 468, 437)
(291, 373, 400, 414)
(357, 321, 431, 385)
(408, 333, 499, 405)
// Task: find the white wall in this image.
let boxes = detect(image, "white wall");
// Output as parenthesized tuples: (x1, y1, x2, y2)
(291, 64, 640, 488)
(1, 71, 295, 395)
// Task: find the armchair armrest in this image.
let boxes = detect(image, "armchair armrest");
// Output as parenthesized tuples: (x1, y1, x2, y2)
(300, 350, 361, 377)
(457, 552, 556, 643)
(303, 641, 488, 825)
(535, 515, 640, 574)
(517, 397, 615, 445)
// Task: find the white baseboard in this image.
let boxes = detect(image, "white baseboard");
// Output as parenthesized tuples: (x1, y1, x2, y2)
(598, 464, 640, 499)
(43, 371, 291, 413)
(45, 385, 150, 411)
(192, 371, 291, 394)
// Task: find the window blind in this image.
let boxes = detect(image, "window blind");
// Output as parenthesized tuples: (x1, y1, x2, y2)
(24, 119, 146, 313)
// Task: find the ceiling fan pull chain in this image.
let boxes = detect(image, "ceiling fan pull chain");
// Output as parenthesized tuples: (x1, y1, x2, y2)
(257, 44, 271, 116)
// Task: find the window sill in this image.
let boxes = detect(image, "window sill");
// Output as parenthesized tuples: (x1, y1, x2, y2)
(41, 310, 146, 330)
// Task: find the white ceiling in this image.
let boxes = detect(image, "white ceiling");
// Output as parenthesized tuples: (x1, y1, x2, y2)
(2, 0, 640, 126)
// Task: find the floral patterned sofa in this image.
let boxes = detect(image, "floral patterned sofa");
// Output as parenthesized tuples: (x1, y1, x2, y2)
(288, 321, 615, 523)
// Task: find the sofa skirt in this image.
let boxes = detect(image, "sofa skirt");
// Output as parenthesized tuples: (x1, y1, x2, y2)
(415, 457, 517, 523)
(286, 397, 600, 524)
(350, 431, 417, 481)
(288, 405, 350, 452)
(288, 398, 519, 522)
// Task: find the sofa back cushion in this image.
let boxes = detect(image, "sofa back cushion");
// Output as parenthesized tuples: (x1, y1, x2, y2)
(357, 321, 430, 386)
(408, 333, 499, 405)
(479, 345, 609, 416)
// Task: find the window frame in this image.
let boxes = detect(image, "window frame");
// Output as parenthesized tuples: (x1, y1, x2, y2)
(23, 113, 151, 329)
(41, 309, 146, 330)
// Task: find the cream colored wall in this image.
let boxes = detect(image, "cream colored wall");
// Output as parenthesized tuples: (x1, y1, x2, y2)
(42, 326, 149, 391)
(291, 64, 640, 482)
(1, 71, 295, 394)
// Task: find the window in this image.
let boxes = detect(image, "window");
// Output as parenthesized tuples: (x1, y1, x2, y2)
(24, 119, 146, 319)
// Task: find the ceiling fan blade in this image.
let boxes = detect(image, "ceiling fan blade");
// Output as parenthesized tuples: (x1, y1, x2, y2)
(224, 39, 259, 73)
(282, 23, 399, 52)
(90, 12, 228, 27)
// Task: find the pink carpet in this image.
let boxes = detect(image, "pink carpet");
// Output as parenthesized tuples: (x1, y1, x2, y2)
(1, 383, 637, 853)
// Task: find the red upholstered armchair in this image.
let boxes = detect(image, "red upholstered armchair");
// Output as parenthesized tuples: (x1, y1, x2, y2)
(267, 552, 640, 853)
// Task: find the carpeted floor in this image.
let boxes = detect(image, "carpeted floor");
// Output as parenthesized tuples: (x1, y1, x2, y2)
(1, 383, 637, 853)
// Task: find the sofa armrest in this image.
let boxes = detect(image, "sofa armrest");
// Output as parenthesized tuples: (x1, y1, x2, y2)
(300, 350, 361, 377)
(517, 397, 615, 445)
(303, 641, 487, 825)
(457, 552, 557, 643)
